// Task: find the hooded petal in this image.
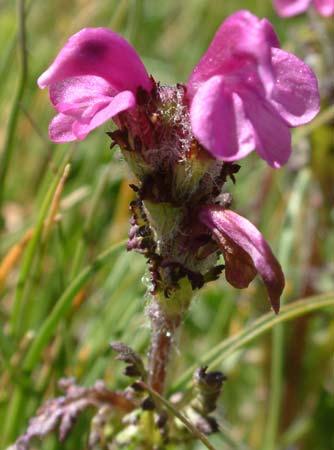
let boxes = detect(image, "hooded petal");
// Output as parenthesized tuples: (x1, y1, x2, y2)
(199, 206, 284, 313)
(190, 75, 255, 161)
(273, 0, 311, 16)
(187, 11, 279, 98)
(38, 28, 152, 93)
(270, 48, 320, 126)
(240, 89, 291, 168)
(313, 0, 334, 16)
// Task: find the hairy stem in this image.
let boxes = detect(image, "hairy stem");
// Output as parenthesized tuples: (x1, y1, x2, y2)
(147, 299, 182, 394)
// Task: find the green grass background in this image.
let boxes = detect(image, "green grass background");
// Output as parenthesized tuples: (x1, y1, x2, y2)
(0, 0, 333, 449)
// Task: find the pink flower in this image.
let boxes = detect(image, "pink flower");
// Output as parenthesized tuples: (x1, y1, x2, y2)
(187, 10, 320, 168)
(38, 28, 152, 142)
(273, 0, 334, 17)
(39, 11, 320, 168)
(199, 206, 285, 313)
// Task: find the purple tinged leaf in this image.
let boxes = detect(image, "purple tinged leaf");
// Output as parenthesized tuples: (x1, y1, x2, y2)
(8, 378, 135, 450)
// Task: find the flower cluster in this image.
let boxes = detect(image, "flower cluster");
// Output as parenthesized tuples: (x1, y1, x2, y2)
(38, 10, 320, 313)
(273, 0, 334, 17)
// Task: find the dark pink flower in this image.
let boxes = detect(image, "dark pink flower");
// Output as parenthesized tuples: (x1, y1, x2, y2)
(38, 28, 152, 142)
(187, 10, 320, 168)
(199, 206, 285, 313)
(39, 11, 320, 169)
(273, 0, 334, 17)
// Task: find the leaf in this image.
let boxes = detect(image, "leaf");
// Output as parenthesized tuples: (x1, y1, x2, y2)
(7, 378, 134, 450)
(171, 292, 334, 392)
(111, 341, 147, 379)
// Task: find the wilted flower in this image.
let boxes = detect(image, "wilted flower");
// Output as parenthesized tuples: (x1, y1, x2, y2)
(199, 207, 284, 313)
(273, 0, 334, 17)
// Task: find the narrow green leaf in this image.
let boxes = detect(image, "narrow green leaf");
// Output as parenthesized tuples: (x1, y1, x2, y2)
(171, 293, 334, 392)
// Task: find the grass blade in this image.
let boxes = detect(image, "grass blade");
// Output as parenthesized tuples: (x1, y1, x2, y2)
(171, 292, 334, 392)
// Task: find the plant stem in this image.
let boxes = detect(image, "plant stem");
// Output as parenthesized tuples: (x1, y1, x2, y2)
(148, 299, 181, 394)
(141, 382, 218, 450)
(262, 169, 310, 450)
(0, 0, 28, 218)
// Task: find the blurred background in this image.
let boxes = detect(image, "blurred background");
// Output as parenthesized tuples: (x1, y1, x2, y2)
(0, 0, 333, 449)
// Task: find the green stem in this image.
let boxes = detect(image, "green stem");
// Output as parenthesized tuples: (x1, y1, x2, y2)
(0, 0, 28, 218)
(171, 292, 334, 392)
(2, 240, 125, 447)
(262, 169, 310, 450)
(23, 239, 126, 371)
(69, 167, 111, 280)
(141, 382, 218, 450)
(10, 157, 70, 337)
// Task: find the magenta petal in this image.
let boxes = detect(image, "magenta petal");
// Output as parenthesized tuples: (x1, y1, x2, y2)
(271, 49, 320, 126)
(314, 0, 334, 16)
(261, 19, 280, 48)
(49, 75, 114, 107)
(241, 90, 291, 168)
(273, 0, 311, 16)
(57, 99, 110, 122)
(188, 10, 277, 98)
(38, 28, 152, 93)
(72, 90, 136, 139)
(49, 114, 77, 143)
(190, 76, 255, 161)
(199, 206, 284, 313)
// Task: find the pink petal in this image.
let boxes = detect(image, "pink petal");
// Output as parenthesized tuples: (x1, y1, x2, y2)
(313, 0, 334, 16)
(270, 48, 320, 126)
(38, 28, 152, 93)
(241, 90, 292, 168)
(57, 99, 111, 122)
(199, 206, 285, 313)
(49, 75, 114, 107)
(261, 19, 280, 48)
(72, 90, 136, 139)
(273, 0, 311, 16)
(49, 114, 77, 143)
(190, 75, 255, 161)
(187, 11, 278, 98)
